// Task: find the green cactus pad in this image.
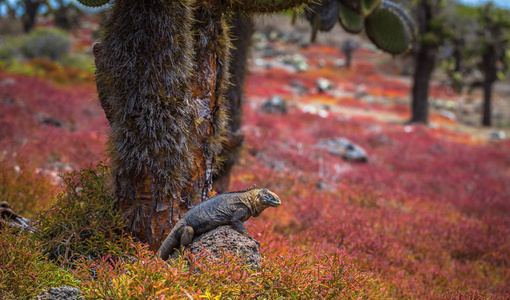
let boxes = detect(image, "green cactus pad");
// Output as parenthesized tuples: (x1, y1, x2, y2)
(76, 0, 111, 7)
(339, 0, 381, 16)
(364, 1, 411, 54)
(381, 0, 416, 41)
(361, 0, 381, 16)
(338, 2, 364, 34)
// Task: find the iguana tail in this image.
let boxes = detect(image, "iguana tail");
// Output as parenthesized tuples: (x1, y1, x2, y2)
(156, 222, 184, 261)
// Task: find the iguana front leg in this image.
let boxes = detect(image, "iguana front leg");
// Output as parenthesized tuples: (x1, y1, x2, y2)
(179, 226, 194, 250)
(231, 209, 260, 247)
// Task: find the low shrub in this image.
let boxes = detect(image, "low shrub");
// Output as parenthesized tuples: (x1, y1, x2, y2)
(0, 28, 94, 84)
(19, 28, 71, 61)
(73, 247, 377, 299)
(36, 162, 137, 266)
(0, 227, 80, 300)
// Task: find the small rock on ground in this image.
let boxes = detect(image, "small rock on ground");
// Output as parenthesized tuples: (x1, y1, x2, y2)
(35, 287, 82, 300)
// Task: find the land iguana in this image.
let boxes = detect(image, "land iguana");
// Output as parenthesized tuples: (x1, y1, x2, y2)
(156, 186, 281, 260)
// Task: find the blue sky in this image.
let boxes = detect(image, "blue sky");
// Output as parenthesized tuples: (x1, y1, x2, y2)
(459, 0, 510, 9)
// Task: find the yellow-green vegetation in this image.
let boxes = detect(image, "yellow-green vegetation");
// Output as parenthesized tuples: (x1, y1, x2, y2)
(0, 227, 80, 300)
(73, 248, 378, 299)
(0, 28, 94, 84)
(36, 163, 138, 266)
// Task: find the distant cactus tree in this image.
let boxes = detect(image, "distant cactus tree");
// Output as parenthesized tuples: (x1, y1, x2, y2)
(76, 0, 315, 250)
(442, 2, 510, 127)
(408, 0, 455, 124)
(341, 38, 360, 68)
(474, 3, 510, 127)
(214, 0, 415, 192)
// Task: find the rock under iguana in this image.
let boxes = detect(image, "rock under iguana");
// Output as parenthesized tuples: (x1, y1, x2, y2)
(156, 186, 281, 261)
(170, 225, 261, 267)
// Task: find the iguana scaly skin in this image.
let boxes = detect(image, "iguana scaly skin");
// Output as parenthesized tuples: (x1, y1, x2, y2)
(156, 186, 281, 260)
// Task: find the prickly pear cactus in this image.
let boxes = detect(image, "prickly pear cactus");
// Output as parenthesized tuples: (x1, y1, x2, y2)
(303, 0, 414, 55)
(305, 0, 339, 32)
(365, 0, 413, 54)
(338, 1, 364, 33)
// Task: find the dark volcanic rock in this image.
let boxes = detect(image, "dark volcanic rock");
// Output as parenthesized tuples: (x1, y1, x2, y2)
(261, 96, 287, 114)
(35, 287, 82, 300)
(318, 138, 368, 162)
(172, 225, 260, 268)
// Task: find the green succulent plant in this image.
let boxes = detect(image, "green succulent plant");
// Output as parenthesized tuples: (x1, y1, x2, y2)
(364, 0, 414, 54)
(305, 0, 415, 55)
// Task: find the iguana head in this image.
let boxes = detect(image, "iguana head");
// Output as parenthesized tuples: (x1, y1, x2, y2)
(248, 187, 281, 217)
(257, 188, 281, 207)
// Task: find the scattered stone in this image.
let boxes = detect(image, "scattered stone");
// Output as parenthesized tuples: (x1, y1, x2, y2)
(302, 105, 329, 118)
(490, 131, 506, 140)
(354, 85, 367, 99)
(334, 59, 345, 68)
(0, 201, 32, 231)
(254, 58, 265, 67)
(316, 78, 333, 92)
(42, 117, 63, 127)
(252, 31, 268, 50)
(295, 60, 309, 72)
(35, 287, 83, 300)
(438, 110, 457, 121)
(263, 46, 277, 58)
(171, 225, 260, 268)
(268, 30, 279, 41)
(318, 138, 368, 162)
(287, 54, 309, 72)
(290, 80, 308, 94)
(315, 182, 336, 191)
(261, 96, 287, 114)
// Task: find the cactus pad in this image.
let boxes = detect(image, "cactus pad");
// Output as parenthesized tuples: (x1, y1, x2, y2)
(364, 1, 412, 54)
(305, 0, 339, 32)
(360, 0, 381, 16)
(338, 2, 364, 34)
(339, 0, 381, 16)
(76, 0, 111, 7)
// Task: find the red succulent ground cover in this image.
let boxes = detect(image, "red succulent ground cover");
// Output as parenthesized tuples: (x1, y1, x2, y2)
(1, 39, 509, 298)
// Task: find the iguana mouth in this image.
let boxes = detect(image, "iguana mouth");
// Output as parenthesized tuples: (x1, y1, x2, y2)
(263, 195, 281, 207)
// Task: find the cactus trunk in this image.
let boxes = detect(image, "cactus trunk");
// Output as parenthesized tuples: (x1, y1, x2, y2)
(94, 0, 232, 250)
(187, 0, 229, 203)
(410, 45, 436, 124)
(482, 46, 497, 127)
(213, 13, 254, 193)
